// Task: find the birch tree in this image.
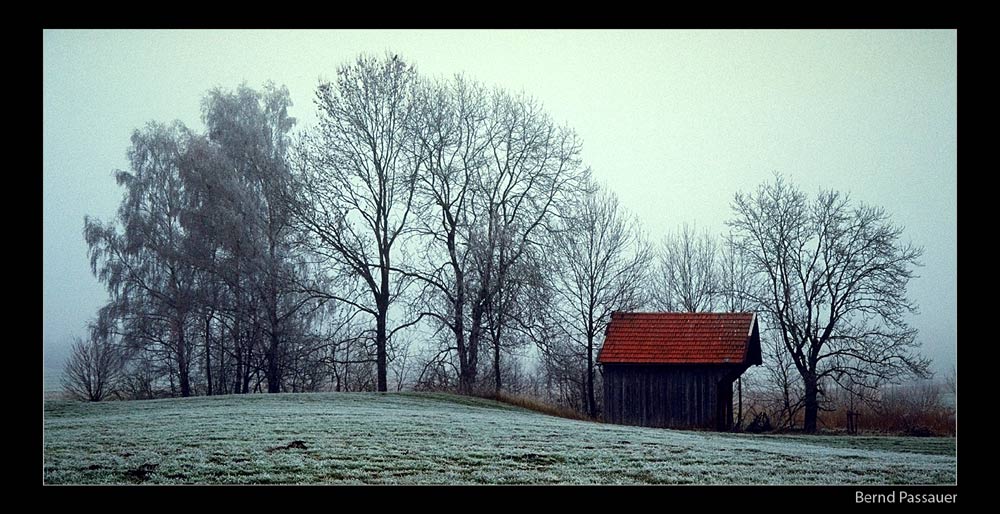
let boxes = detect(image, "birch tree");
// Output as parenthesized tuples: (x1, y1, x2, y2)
(84, 121, 199, 397)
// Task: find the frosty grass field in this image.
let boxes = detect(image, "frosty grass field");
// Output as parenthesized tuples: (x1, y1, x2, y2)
(43, 392, 956, 484)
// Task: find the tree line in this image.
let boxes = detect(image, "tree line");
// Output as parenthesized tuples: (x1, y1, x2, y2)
(64, 53, 931, 433)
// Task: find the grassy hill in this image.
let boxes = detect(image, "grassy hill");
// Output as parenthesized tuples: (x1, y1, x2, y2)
(42, 392, 956, 484)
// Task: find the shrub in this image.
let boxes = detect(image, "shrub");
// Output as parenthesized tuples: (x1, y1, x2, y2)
(482, 391, 596, 422)
(744, 412, 773, 433)
(61, 336, 125, 401)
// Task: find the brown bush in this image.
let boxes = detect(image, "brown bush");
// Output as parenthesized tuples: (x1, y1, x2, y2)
(739, 377, 955, 436)
(818, 381, 955, 436)
(479, 391, 596, 422)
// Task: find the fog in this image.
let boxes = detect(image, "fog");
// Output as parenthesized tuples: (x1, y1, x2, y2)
(43, 29, 956, 374)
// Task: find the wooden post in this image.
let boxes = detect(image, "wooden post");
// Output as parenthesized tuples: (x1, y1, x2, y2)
(846, 391, 859, 434)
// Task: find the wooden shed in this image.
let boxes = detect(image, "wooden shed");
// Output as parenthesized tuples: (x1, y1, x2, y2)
(598, 312, 761, 431)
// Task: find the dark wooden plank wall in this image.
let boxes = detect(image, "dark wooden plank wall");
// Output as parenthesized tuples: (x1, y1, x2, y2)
(603, 364, 742, 430)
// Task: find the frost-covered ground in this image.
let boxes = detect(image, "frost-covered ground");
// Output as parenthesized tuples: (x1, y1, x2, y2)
(43, 392, 956, 484)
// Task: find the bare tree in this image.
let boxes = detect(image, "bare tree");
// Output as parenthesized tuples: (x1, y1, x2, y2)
(407, 75, 490, 394)
(62, 330, 125, 402)
(407, 79, 587, 394)
(945, 365, 956, 397)
(533, 329, 589, 412)
(465, 89, 587, 394)
(117, 348, 161, 400)
(754, 330, 805, 429)
(484, 246, 547, 394)
(729, 174, 929, 432)
(389, 336, 414, 391)
(717, 231, 760, 312)
(874, 380, 951, 435)
(716, 231, 763, 429)
(544, 185, 652, 417)
(294, 54, 422, 391)
(653, 223, 719, 312)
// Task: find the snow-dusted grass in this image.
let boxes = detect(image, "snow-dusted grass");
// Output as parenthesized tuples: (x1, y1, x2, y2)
(43, 392, 956, 484)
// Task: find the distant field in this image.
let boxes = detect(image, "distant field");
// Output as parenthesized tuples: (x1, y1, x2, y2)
(43, 367, 63, 391)
(43, 392, 956, 485)
(42, 367, 69, 401)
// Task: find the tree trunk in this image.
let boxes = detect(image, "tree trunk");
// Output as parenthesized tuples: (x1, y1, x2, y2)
(456, 324, 469, 394)
(494, 330, 501, 395)
(233, 308, 243, 394)
(449, 225, 471, 395)
(586, 334, 596, 418)
(376, 301, 388, 392)
(344, 344, 351, 392)
(454, 278, 469, 395)
(232, 253, 242, 395)
(205, 314, 213, 396)
(241, 336, 252, 394)
(803, 373, 819, 433)
(266, 238, 282, 394)
(176, 318, 191, 397)
(216, 324, 227, 395)
(464, 290, 486, 393)
(233, 344, 243, 394)
(267, 330, 281, 393)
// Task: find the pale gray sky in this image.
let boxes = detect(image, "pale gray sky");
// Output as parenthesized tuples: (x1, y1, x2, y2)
(43, 29, 957, 373)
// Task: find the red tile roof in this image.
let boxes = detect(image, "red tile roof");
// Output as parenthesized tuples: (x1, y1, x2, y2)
(597, 312, 757, 365)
